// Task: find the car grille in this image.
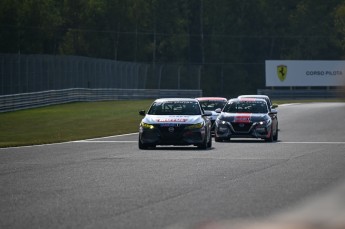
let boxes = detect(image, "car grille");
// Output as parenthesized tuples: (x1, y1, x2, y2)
(231, 122, 252, 132)
(157, 125, 186, 140)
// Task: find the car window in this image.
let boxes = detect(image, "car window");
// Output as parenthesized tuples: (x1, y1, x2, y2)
(223, 101, 268, 113)
(199, 101, 226, 111)
(240, 96, 272, 108)
(148, 101, 201, 115)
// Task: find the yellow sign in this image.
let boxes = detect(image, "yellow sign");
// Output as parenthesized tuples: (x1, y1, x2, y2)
(277, 65, 287, 82)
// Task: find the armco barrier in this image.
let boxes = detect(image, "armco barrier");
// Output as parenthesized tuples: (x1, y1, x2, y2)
(0, 88, 202, 112)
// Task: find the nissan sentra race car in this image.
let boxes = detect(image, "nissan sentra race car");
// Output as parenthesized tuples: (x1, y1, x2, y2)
(196, 97, 227, 133)
(214, 98, 278, 142)
(138, 98, 212, 149)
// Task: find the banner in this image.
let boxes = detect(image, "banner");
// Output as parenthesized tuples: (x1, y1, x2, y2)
(265, 60, 345, 87)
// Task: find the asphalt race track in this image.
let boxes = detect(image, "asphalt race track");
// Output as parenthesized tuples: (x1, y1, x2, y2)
(1, 103, 345, 229)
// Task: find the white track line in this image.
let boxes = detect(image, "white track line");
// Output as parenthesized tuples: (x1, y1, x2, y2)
(74, 140, 345, 144)
(75, 140, 137, 143)
(278, 141, 345, 144)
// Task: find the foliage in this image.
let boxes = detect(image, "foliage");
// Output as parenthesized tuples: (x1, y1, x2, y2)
(1, 0, 345, 96)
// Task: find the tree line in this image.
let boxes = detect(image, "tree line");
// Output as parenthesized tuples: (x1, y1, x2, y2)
(1, 0, 345, 96)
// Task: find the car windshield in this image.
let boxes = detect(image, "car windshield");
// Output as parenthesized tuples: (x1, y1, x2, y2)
(241, 96, 272, 107)
(199, 101, 226, 111)
(148, 101, 201, 115)
(223, 101, 268, 114)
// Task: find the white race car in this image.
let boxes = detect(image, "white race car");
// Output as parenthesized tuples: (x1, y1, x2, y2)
(196, 97, 227, 133)
(139, 98, 212, 149)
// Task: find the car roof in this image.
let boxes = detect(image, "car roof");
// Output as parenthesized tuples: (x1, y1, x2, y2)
(196, 97, 227, 101)
(238, 95, 271, 105)
(238, 95, 270, 99)
(230, 98, 268, 103)
(153, 98, 198, 103)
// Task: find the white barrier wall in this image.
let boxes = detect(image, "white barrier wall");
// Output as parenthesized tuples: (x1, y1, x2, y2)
(265, 60, 345, 87)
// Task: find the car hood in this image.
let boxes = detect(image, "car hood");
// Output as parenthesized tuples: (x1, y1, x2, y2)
(218, 113, 267, 123)
(143, 115, 204, 124)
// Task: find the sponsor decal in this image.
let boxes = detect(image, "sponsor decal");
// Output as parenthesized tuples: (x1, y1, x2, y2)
(277, 65, 287, 82)
(234, 114, 251, 123)
(155, 118, 188, 122)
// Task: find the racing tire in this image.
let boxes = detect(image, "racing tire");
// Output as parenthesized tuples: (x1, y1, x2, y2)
(273, 125, 278, 141)
(198, 135, 208, 149)
(138, 136, 149, 149)
(265, 127, 274, 142)
(215, 136, 223, 142)
(207, 132, 212, 148)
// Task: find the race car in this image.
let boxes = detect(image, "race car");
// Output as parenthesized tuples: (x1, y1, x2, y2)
(214, 98, 278, 142)
(138, 98, 212, 149)
(196, 97, 227, 133)
(237, 94, 278, 110)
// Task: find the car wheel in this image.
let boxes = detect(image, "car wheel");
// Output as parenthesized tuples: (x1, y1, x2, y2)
(273, 125, 278, 141)
(207, 132, 212, 148)
(265, 127, 274, 142)
(215, 136, 223, 142)
(198, 135, 208, 149)
(138, 136, 149, 149)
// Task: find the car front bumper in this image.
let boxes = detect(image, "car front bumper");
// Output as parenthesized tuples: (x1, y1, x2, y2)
(139, 126, 207, 145)
(215, 122, 271, 139)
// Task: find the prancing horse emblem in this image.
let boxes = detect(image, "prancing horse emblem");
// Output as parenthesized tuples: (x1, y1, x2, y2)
(277, 65, 287, 82)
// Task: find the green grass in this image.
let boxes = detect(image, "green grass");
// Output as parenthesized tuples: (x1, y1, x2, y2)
(0, 100, 153, 148)
(1, 98, 344, 148)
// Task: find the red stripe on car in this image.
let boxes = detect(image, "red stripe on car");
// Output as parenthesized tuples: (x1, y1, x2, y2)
(234, 113, 252, 123)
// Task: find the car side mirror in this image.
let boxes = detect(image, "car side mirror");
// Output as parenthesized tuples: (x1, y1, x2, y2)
(203, 110, 212, 116)
(269, 109, 278, 115)
(215, 108, 222, 113)
(139, 110, 146, 116)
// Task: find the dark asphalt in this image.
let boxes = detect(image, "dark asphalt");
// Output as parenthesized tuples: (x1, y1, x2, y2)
(1, 102, 345, 229)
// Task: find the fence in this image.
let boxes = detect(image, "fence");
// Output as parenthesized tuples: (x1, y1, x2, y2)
(0, 53, 202, 95)
(0, 88, 202, 112)
(0, 53, 203, 112)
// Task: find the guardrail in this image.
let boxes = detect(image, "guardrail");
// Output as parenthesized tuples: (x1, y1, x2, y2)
(0, 88, 202, 113)
(257, 88, 345, 99)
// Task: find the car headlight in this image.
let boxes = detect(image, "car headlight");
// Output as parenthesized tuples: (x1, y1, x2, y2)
(185, 122, 204, 129)
(216, 119, 229, 125)
(140, 122, 155, 129)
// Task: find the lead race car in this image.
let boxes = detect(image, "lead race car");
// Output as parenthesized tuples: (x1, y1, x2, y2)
(214, 98, 278, 142)
(138, 98, 212, 149)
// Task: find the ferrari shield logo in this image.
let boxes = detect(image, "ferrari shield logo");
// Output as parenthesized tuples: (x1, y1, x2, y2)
(277, 65, 287, 82)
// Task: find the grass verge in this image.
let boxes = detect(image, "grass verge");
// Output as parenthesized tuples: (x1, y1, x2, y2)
(0, 100, 153, 148)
